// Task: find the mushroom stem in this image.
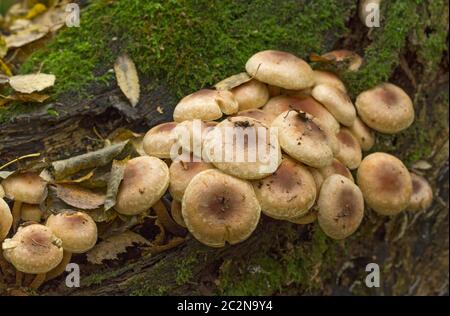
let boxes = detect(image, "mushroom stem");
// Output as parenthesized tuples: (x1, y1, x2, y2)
(0, 252, 9, 276)
(29, 273, 46, 290)
(12, 201, 23, 232)
(15, 270, 23, 287)
(45, 251, 72, 282)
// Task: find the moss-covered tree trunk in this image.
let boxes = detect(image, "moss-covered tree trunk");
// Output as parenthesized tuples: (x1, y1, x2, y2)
(0, 0, 448, 295)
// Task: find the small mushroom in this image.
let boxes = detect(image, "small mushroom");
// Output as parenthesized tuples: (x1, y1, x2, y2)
(170, 199, 186, 228)
(313, 70, 347, 93)
(348, 116, 375, 151)
(355, 83, 414, 134)
(204, 116, 282, 179)
(311, 84, 356, 126)
(245, 50, 314, 90)
(20, 204, 43, 223)
(174, 120, 217, 155)
(317, 174, 364, 239)
(319, 158, 354, 182)
(289, 208, 317, 225)
(233, 109, 277, 127)
(115, 156, 170, 215)
(182, 169, 261, 247)
(0, 198, 12, 241)
(335, 127, 362, 170)
(143, 122, 178, 159)
(231, 79, 270, 110)
(409, 172, 433, 211)
(252, 157, 316, 220)
(357, 152, 412, 215)
(321, 50, 363, 71)
(272, 110, 334, 168)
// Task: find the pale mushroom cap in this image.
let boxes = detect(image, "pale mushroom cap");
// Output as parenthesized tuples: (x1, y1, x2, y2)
(335, 127, 362, 170)
(143, 122, 178, 159)
(313, 70, 347, 93)
(319, 158, 354, 182)
(289, 207, 317, 225)
(311, 84, 356, 126)
(2, 172, 47, 204)
(2, 224, 63, 274)
(318, 174, 364, 240)
(46, 211, 97, 253)
(231, 79, 270, 110)
(115, 156, 170, 215)
(204, 116, 282, 179)
(0, 184, 4, 199)
(245, 50, 314, 90)
(355, 83, 415, 134)
(234, 109, 277, 126)
(0, 198, 12, 240)
(321, 50, 363, 71)
(171, 199, 186, 227)
(182, 169, 261, 247)
(263, 96, 340, 133)
(169, 159, 214, 201)
(272, 110, 333, 168)
(409, 172, 433, 211)
(21, 204, 43, 223)
(348, 116, 375, 151)
(307, 167, 324, 192)
(173, 89, 223, 122)
(252, 157, 316, 219)
(357, 152, 412, 215)
(174, 120, 217, 155)
(215, 89, 239, 115)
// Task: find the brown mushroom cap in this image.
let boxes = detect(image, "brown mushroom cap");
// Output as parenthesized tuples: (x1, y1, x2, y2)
(267, 85, 282, 97)
(335, 127, 362, 170)
(355, 83, 414, 134)
(0, 184, 4, 199)
(2, 224, 63, 274)
(143, 122, 178, 159)
(46, 211, 97, 254)
(252, 157, 316, 219)
(233, 109, 277, 127)
(170, 199, 186, 227)
(1, 172, 47, 204)
(321, 50, 363, 71)
(169, 158, 214, 201)
(231, 79, 270, 111)
(245, 50, 314, 90)
(0, 198, 12, 240)
(174, 120, 217, 155)
(115, 156, 170, 215)
(318, 174, 364, 239)
(319, 158, 354, 182)
(409, 172, 433, 211)
(357, 152, 412, 215)
(280, 88, 312, 99)
(272, 110, 334, 168)
(307, 167, 324, 192)
(289, 207, 317, 225)
(182, 169, 261, 247)
(348, 116, 375, 151)
(311, 84, 356, 126)
(20, 204, 43, 223)
(263, 96, 340, 134)
(313, 70, 347, 93)
(203, 116, 282, 180)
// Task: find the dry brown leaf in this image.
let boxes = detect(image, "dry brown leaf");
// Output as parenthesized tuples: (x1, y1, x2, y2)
(55, 184, 105, 210)
(9, 73, 55, 93)
(144, 237, 185, 255)
(152, 200, 187, 236)
(214, 72, 251, 90)
(0, 36, 7, 58)
(114, 54, 140, 107)
(86, 230, 151, 264)
(4, 24, 49, 49)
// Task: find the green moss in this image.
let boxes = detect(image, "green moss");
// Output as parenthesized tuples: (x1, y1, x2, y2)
(175, 254, 198, 285)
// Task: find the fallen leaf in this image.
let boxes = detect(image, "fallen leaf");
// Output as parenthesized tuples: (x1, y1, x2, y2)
(55, 184, 106, 210)
(55, 170, 94, 184)
(0, 93, 49, 106)
(152, 200, 187, 236)
(86, 207, 117, 223)
(144, 237, 185, 255)
(0, 59, 12, 76)
(114, 54, 140, 107)
(86, 230, 151, 265)
(25, 3, 47, 20)
(4, 24, 49, 49)
(9, 73, 55, 93)
(215, 72, 251, 90)
(0, 36, 7, 58)
(104, 158, 128, 211)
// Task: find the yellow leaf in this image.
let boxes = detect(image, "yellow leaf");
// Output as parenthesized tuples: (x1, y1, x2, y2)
(0, 36, 7, 58)
(9, 73, 55, 93)
(0, 59, 12, 76)
(114, 54, 140, 107)
(25, 3, 47, 20)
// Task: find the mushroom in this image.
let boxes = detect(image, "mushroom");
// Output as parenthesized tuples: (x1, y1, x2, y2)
(20, 204, 43, 223)
(182, 169, 261, 247)
(267, 85, 281, 97)
(263, 96, 340, 133)
(2, 224, 63, 288)
(245, 50, 314, 90)
(289, 208, 317, 225)
(311, 84, 356, 126)
(203, 116, 282, 180)
(409, 172, 433, 211)
(319, 158, 354, 182)
(348, 116, 375, 151)
(335, 127, 362, 170)
(1, 172, 47, 231)
(272, 110, 334, 168)
(170, 199, 186, 228)
(231, 79, 270, 110)
(173, 89, 237, 122)
(0, 198, 12, 241)
(252, 157, 316, 220)
(174, 120, 217, 156)
(307, 167, 324, 192)
(355, 83, 415, 134)
(45, 211, 97, 283)
(317, 174, 364, 239)
(321, 50, 363, 71)
(169, 158, 214, 201)
(233, 109, 277, 126)
(0, 184, 4, 199)
(143, 122, 178, 159)
(280, 88, 312, 99)
(313, 70, 347, 93)
(115, 156, 170, 215)
(357, 152, 412, 215)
